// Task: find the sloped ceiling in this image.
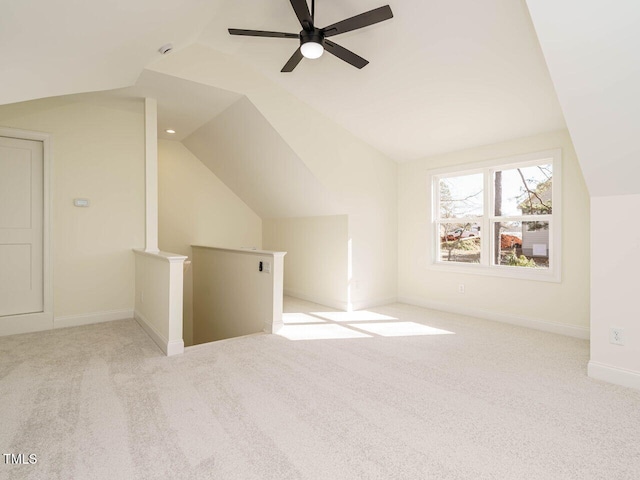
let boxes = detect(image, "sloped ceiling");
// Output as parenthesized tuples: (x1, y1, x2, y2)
(526, 0, 640, 197)
(183, 97, 341, 218)
(1, 0, 565, 163)
(201, 0, 566, 161)
(106, 70, 242, 141)
(0, 0, 219, 105)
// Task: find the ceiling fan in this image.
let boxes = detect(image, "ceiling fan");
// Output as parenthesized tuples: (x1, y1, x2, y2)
(228, 0, 393, 72)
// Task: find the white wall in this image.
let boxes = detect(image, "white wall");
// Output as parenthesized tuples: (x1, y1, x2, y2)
(184, 97, 339, 219)
(134, 250, 186, 356)
(184, 95, 395, 310)
(157, 139, 262, 346)
(398, 130, 590, 334)
(589, 194, 640, 386)
(263, 215, 349, 310)
(526, 1, 640, 389)
(0, 96, 145, 321)
(148, 46, 398, 309)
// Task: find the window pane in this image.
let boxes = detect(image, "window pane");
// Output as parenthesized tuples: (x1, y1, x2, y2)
(439, 223, 481, 264)
(493, 221, 549, 268)
(439, 173, 483, 219)
(494, 164, 552, 216)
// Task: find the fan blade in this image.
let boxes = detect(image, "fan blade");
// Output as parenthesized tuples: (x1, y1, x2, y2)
(289, 0, 314, 31)
(228, 29, 299, 39)
(322, 5, 393, 37)
(281, 48, 304, 72)
(324, 40, 368, 69)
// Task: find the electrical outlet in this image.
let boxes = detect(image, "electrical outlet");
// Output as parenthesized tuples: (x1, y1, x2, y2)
(610, 327, 625, 346)
(458, 284, 465, 294)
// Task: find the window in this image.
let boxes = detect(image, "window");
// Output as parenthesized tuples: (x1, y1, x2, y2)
(430, 149, 561, 281)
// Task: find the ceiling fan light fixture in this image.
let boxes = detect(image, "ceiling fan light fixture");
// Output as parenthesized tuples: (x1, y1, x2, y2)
(301, 40, 324, 59)
(228, 2, 393, 71)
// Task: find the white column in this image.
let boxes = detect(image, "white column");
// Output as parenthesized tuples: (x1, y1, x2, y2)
(144, 98, 159, 253)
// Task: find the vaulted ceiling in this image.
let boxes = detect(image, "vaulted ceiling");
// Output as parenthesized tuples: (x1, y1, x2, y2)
(5, 0, 639, 198)
(1, 0, 566, 162)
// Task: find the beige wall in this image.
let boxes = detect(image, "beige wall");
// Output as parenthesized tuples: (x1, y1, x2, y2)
(149, 46, 398, 309)
(157, 139, 262, 345)
(398, 130, 590, 332)
(0, 96, 145, 318)
(263, 215, 349, 309)
(192, 247, 284, 344)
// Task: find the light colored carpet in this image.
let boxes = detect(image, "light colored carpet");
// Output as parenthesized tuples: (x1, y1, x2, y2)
(1, 297, 640, 480)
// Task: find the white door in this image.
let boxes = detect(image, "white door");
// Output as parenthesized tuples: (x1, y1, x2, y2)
(0, 136, 44, 317)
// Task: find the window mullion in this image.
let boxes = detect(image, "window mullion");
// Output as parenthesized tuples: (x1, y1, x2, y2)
(483, 167, 492, 266)
(433, 176, 440, 223)
(437, 218, 481, 224)
(492, 214, 551, 223)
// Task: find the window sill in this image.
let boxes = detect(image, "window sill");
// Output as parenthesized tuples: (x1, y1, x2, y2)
(427, 261, 561, 283)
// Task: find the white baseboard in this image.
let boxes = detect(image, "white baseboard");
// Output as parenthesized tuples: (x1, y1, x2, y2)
(166, 339, 185, 356)
(350, 296, 398, 311)
(397, 296, 590, 340)
(284, 289, 399, 312)
(134, 310, 184, 356)
(54, 309, 133, 329)
(0, 312, 54, 337)
(588, 361, 640, 391)
(284, 289, 348, 311)
(263, 319, 283, 334)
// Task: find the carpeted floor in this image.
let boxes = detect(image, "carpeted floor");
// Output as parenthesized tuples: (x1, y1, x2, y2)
(1, 297, 640, 480)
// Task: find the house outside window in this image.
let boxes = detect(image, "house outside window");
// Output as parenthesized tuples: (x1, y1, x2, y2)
(429, 149, 561, 282)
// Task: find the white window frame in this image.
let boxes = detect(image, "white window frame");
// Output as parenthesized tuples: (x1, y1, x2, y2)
(428, 149, 562, 282)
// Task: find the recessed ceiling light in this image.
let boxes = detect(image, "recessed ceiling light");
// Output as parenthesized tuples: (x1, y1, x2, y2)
(165, 129, 176, 134)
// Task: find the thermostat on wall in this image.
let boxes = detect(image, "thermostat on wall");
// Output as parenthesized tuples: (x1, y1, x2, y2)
(73, 198, 90, 207)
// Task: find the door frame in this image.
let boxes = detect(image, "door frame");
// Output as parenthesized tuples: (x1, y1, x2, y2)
(0, 126, 53, 335)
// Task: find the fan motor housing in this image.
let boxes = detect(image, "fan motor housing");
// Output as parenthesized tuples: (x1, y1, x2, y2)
(300, 29, 324, 47)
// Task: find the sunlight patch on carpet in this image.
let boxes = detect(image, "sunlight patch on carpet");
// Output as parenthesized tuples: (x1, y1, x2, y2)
(352, 321, 455, 337)
(276, 324, 372, 340)
(310, 311, 397, 322)
(283, 313, 327, 324)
